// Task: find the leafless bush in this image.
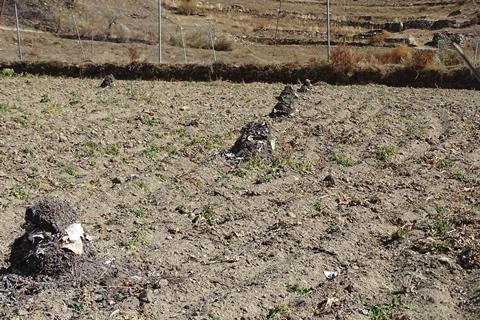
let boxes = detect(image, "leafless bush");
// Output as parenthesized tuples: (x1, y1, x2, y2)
(214, 36, 233, 51)
(127, 47, 140, 63)
(177, 0, 199, 15)
(330, 45, 358, 68)
(369, 31, 391, 46)
(407, 49, 438, 68)
(170, 27, 233, 51)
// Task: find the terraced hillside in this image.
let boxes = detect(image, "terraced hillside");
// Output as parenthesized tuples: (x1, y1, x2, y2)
(0, 0, 478, 65)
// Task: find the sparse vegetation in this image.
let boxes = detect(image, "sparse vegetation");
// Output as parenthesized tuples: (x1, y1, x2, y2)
(390, 226, 408, 241)
(326, 225, 340, 234)
(363, 297, 404, 320)
(430, 213, 451, 237)
(66, 300, 84, 313)
(0, 68, 15, 77)
(130, 209, 146, 218)
(64, 165, 77, 177)
(367, 302, 394, 320)
(68, 94, 81, 107)
(105, 145, 120, 156)
(121, 233, 150, 250)
(376, 146, 396, 162)
(177, 0, 199, 15)
(332, 153, 352, 166)
(201, 203, 215, 226)
(136, 181, 151, 193)
(313, 200, 324, 212)
(285, 283, 310, 296)
(143, 145, 159, 160)
(266, 304, 291, 319)
(9, 188, 28, 200)
(40, 94, 51, 103)
(0, 103, 13, 113)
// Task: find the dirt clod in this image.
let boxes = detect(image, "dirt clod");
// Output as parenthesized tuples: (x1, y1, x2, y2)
(269, 85, 298, 118)
(230, 121, 274, 161)
(139, 288, 153, 303)
(323, 174, 335, 187)
(100, 74, 115, 88)
(458, 246, 480, 269)
(297, 79, 313, 93)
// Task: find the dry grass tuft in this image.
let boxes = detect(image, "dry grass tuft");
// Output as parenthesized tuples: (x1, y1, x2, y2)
(178, 0, 199, 15)
(370, 31, 391, 46)
(408, 49, 438, 68)
(253, 18, 271, 32)
(330, 45, 358, 67)
(387, 46, 411, 63)
(330, 45, 437, 68)
(170, 28, 233, 51)
(214, 36, 233, 51)
(127, 47, 141, 64)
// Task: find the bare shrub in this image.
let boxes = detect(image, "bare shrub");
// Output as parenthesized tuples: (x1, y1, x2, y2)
(127, 47, 140, 63)
(170, 27, 209, 49)
(407, 49, 438, 68)
(214, 35, 233, 51)
(369, 31, 391, 46)
(374, 52, 398, 64)
(178, 0, 199, 15)
(253, 18, 270, 31)
(330, 45, 358, 68)
(439, 50, 463, 66)
(170, 27, 233, 51)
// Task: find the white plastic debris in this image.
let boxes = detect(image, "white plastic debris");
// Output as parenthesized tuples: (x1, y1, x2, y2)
(62, 241, 84, 255)
(270, 139, 276, 151)
(65, 223, 84, 242)
(325, 297, 339, 310)
(324, 270, 338, 280)
(62, 223, 85, 255)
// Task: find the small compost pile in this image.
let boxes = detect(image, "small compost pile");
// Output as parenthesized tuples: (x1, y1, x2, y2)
(269, 85, 298, 118)
(8, 198, 88, 277)
(229, 121, 275, 161)
(297, 79, 313, 93)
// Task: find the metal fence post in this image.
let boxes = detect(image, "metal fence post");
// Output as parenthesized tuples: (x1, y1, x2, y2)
(475, 41, 479, 67)
(274, 0, 282, 44)
(181, 25, 187, 64)
(452, 42, 480, 83)
(91, 29, 94, 58)
(14, 1, 22, 60)
(0, 0, 6, 24)
(327, 0, 331, 62)
(72, 13, 84, 58)
(157, 0, 162, 63)
(209, 26, 216, 62)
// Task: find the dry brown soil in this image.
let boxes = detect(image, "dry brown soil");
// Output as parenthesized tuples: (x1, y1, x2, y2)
(0, 75, 479, 319)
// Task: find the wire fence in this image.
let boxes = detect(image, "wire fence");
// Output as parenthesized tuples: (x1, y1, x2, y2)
(0, 0, 479, 66)
(0, 0, 247, 65)
(0, 0, 338, 64)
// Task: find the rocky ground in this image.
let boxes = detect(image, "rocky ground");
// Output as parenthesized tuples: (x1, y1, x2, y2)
(0, 74, 479, 319)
